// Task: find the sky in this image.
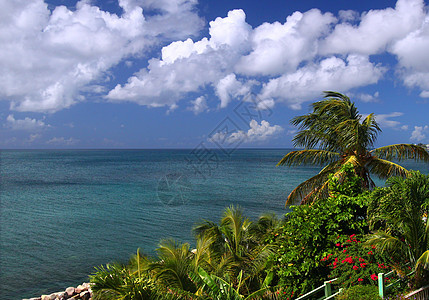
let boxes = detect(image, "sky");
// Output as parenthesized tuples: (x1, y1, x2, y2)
(1, 0, 429, 149)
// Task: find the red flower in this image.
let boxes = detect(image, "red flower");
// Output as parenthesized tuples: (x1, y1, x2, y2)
(336, 243, 341, 247)
(371, 274, 378, 281)
(359, 258, 365, 262)
(368, 251, 373, 255)
(360, 263, 366, 268)
(345, 257, 353, 264)
(353, 265, 359, 270)
(358, 278, 363, 282)
(343, 249, 347, 253)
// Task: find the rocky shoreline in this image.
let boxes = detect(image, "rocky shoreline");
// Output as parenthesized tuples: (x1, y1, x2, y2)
(22, 282, 93, 300)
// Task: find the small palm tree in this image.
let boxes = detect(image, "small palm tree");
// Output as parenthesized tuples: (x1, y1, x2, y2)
(193, 206, 277, 296)
(90, 250, 159, 300)
(366, 171, 429, 288)
(278, 91, 429, 205)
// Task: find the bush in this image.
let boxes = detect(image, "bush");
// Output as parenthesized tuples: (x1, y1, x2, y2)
(266, 192, 370, 295)
(336, 285, 380, 300)
(323, 234, 392, 288)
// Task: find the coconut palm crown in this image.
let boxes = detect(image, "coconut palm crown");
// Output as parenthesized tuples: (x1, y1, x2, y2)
(278, 91, 429, 206)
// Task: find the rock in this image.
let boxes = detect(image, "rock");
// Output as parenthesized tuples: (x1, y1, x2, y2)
(75, 284, 86, 294)
(65, 287, 75, 297)
(81, 283, 91, 290)
(80, 291, 90, 300)
(40, 294, 56, 300)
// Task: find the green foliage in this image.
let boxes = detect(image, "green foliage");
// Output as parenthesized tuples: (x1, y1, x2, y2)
(323, 234, 391, 288)
(90, 261, 159, 300)
(277, 91, 429, 205)
(91, 206, 281, 300)
(336, 285, 380, 300)
(366, 171, 429, 288)
(267, 193, 370, 294)
(328, 163, 363, 197)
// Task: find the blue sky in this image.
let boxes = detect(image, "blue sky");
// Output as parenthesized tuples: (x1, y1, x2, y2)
(1, 0, 429, 149)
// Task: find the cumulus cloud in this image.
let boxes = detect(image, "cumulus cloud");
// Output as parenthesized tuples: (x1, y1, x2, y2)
(235, 9, 335, 76)
(107, 9, 250, 107)
(187, 96, 208, 114)
(0, 0, 203, 112)
(215, 74, 255, 108)
(320, 0, 424, 55)
(46, 136, 79, 145)
(259, 55, 384, 109)
(390, 12, 429, 94)
(410, 125, 429, 142)
(3, 0, 429, 113)
(6, 114, 49, 130)
(209, 119, 283, 145)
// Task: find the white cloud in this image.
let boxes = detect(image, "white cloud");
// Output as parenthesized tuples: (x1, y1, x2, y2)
(374, 112, 405, 129)
(187, 96, 208, 114)
(46, 136, 79, 145)
(320, 0, 424, 55)
(215, 74, 254, 108)
(338, 10, 359, 23)
(6, 114, 49, 130)
(3, 0, 429, 114)
(209, 119, 283, 144)
(28, 133, 41, 142)
(259, 55, 384, 110)
(0, 0, 203, 113)
(107, 9, 250, 107)
(391, 13, 429, 93)
(357, 91, 379, 102)
(420, 91, 429, 98)
(410, 125, 429, 142)
(236, 9, 335, 76)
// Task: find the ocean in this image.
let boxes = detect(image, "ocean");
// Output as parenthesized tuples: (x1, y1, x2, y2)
(0, 149, 428, 299)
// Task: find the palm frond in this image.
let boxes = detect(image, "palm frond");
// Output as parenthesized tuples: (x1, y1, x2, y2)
(366, 231, 408, 260)
(416, 250, 429, 270)
(286, 162, 341, 205)
(367, 157, 411, 179)
(371, 144, 429, 162)
(277, 149, 340, 167)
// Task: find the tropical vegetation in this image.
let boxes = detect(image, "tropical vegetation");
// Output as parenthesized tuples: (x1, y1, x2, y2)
(89, 92, 429, 299)
(277, 91, 429, 205)
(366, 171, 429, 288)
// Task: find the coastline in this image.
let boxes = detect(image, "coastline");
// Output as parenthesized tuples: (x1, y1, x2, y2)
(22, 283, 92, 300)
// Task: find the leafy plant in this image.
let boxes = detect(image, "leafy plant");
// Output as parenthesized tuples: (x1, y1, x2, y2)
(366, 171, 429, 288)
(336, 285, 380, 300)
(266, 165, 371, 295)
(323, 234, 392, 288)
(277, 91, 429, 205)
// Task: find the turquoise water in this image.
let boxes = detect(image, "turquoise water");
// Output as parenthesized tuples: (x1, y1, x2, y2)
(0, 149, 428, 299)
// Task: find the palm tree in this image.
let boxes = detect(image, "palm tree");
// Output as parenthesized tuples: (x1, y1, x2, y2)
(277, 91, 429, 205)
(193, 206, 277, 296)
(366, 171, 429, 288)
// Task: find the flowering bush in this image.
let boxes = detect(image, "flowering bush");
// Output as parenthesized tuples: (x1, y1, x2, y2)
(323, 234, 392, 287)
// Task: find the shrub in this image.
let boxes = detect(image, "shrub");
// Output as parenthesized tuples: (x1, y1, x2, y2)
(266, 192, 370, 295)
(323, 234, 392, 288)
(336, 285, 380, 300)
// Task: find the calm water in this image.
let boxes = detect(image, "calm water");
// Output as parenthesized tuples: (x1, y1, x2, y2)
(0, 149, 428, 299)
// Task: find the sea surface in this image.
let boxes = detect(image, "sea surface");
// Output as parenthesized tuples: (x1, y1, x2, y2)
(0, 149, 428, 299)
